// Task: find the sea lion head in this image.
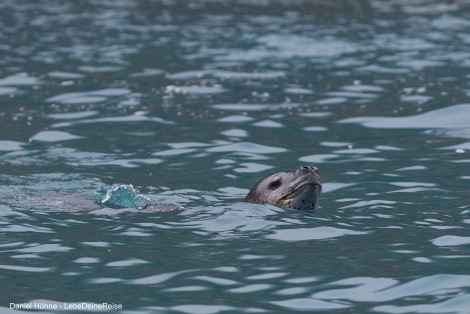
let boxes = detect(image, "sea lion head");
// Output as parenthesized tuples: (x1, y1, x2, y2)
(244, 166, 322, 210)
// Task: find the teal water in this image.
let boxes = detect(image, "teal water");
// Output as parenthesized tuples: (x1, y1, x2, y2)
(1, 0, 470, 313)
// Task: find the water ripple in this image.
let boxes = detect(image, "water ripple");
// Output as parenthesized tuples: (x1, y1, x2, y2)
(266, 226, 368, 242)
(314, 274, 470, 303)
(340, 104, 470, 129)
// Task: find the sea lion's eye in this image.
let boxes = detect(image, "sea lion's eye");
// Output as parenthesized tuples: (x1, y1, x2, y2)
(270, 178, 282, 190)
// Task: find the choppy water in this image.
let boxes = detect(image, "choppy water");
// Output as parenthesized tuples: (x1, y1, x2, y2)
(1, 0, 470, 313)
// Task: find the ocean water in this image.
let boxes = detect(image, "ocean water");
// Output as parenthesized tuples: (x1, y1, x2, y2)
(1, 0, 470, 313)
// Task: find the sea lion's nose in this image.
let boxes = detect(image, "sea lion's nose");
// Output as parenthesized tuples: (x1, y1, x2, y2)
(300, 166, 319, 173)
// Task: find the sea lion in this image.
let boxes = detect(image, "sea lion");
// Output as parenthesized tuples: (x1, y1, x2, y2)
(244, 165, 322, 210)
(26, 166, 321, 211)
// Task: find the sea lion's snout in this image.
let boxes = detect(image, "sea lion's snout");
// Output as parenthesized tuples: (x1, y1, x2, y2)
(297, 166, 321, 187)
(298, 165, 319, 175)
